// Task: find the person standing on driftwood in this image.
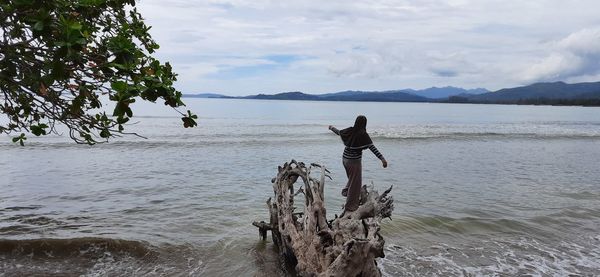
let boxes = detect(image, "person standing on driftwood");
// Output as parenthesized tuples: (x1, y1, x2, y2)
(329, 115, 388, 212)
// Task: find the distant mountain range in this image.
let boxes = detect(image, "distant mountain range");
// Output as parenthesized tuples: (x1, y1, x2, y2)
(468, 81, 600, 102)
(184, 81, 600, 106)
(405, 86, 489, 99)
(185, 86, 488, 102)
(244, 90, 431, 102)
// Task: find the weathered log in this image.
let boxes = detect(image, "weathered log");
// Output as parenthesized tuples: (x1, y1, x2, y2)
(253, 160, 394, 276)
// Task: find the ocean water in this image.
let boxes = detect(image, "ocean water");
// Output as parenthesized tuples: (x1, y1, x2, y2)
(1, 99, 599, 276)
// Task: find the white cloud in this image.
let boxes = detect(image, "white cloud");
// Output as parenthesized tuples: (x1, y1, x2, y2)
(426, 51, 480, 77)
(559, 27, 600, 54)
(325, 47, 406, 78)
(136, 0, 600, 94)
(522, 27, 600, 83)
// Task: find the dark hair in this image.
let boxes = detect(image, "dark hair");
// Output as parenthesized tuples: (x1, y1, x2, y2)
(354, 115, 367, 130)
(340, 115, 372, 147)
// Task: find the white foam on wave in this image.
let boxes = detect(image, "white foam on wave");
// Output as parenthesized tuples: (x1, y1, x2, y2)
(369, 122, 600, 140)
(380, 236, 600, 277)
(83, 250, 206, 277)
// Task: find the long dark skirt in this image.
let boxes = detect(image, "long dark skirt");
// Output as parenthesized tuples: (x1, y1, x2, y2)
(342, 158, 362, 212)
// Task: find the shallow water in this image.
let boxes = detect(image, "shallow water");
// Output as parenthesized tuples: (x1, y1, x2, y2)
(1, 99, 600, 276)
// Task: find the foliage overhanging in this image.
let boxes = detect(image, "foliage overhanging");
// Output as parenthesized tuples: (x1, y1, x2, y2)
(0, 0, 197, 145)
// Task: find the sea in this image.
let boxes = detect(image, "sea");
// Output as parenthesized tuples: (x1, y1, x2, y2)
(1, 98, 599, 276)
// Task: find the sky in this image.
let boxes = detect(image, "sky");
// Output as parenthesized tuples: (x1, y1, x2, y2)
(137, 0, 600, 96)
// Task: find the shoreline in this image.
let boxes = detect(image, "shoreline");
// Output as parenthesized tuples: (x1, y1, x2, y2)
(182, 95, 600, 107)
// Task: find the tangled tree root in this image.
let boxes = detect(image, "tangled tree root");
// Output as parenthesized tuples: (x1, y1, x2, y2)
(253, 160, 393, 277)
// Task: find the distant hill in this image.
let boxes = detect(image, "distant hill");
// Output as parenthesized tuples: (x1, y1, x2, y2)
(245, 91, 321, 100)
(183, 87, 485, 101)
(318, 90, 374, 97)
(469, 81, 600, 102)
(246, 90, 428, 102)
(319, 87, 488, 99)
(182, 81, 600, 106)
(183, 93, 231, 98)
(407, 86, 488, 99)
(318, 90, 428, 102)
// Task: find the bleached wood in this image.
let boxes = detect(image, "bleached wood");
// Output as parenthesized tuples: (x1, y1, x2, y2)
(253, 160, 394, 276)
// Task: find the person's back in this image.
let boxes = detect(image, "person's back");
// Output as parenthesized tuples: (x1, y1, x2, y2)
(329, 115, 387, 212)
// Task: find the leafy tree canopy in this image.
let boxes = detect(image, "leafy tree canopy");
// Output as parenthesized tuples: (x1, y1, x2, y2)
(0, 0, 197, 145)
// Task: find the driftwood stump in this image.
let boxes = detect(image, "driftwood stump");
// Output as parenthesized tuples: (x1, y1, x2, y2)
(253, 160, 394, 277)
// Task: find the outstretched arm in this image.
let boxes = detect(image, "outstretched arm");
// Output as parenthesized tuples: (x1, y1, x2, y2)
(369, 145, 388, 168)
(328, 125, 340, 135)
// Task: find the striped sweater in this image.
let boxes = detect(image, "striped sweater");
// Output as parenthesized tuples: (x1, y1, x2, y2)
(330, 127, 385, 160)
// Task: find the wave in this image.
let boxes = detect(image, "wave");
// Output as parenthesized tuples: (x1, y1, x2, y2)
(370, 131, 600, 140)
(114, 129, 600, 142)
(1, 205, 43, 211)
(382, 215, 551, 238)
(383, 209, 600, 238)
(0, 237, 155, 259)
(381, 236, 600, 277)
(0, 237, 189, 276)
(379, 211, 600, 276)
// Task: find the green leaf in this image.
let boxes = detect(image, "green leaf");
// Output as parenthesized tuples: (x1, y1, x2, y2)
(70, 22, 82, 30)
(187, 110, 198, 119)
(31, 125, 42, 136)
(111, 81, 127, 92)
(117, 116, 129, 124)
(100, 129, 110, 138)
(182, 116, 197, 128)
(113, 104, 124, 117)
(3, 0, 192, 145)
(12, 133, 27, 146)
(30, 124, 48, 136)
(33, 21, 44, 31)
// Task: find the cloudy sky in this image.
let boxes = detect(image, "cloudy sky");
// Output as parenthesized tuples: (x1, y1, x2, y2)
(137, 0, 600, 95)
